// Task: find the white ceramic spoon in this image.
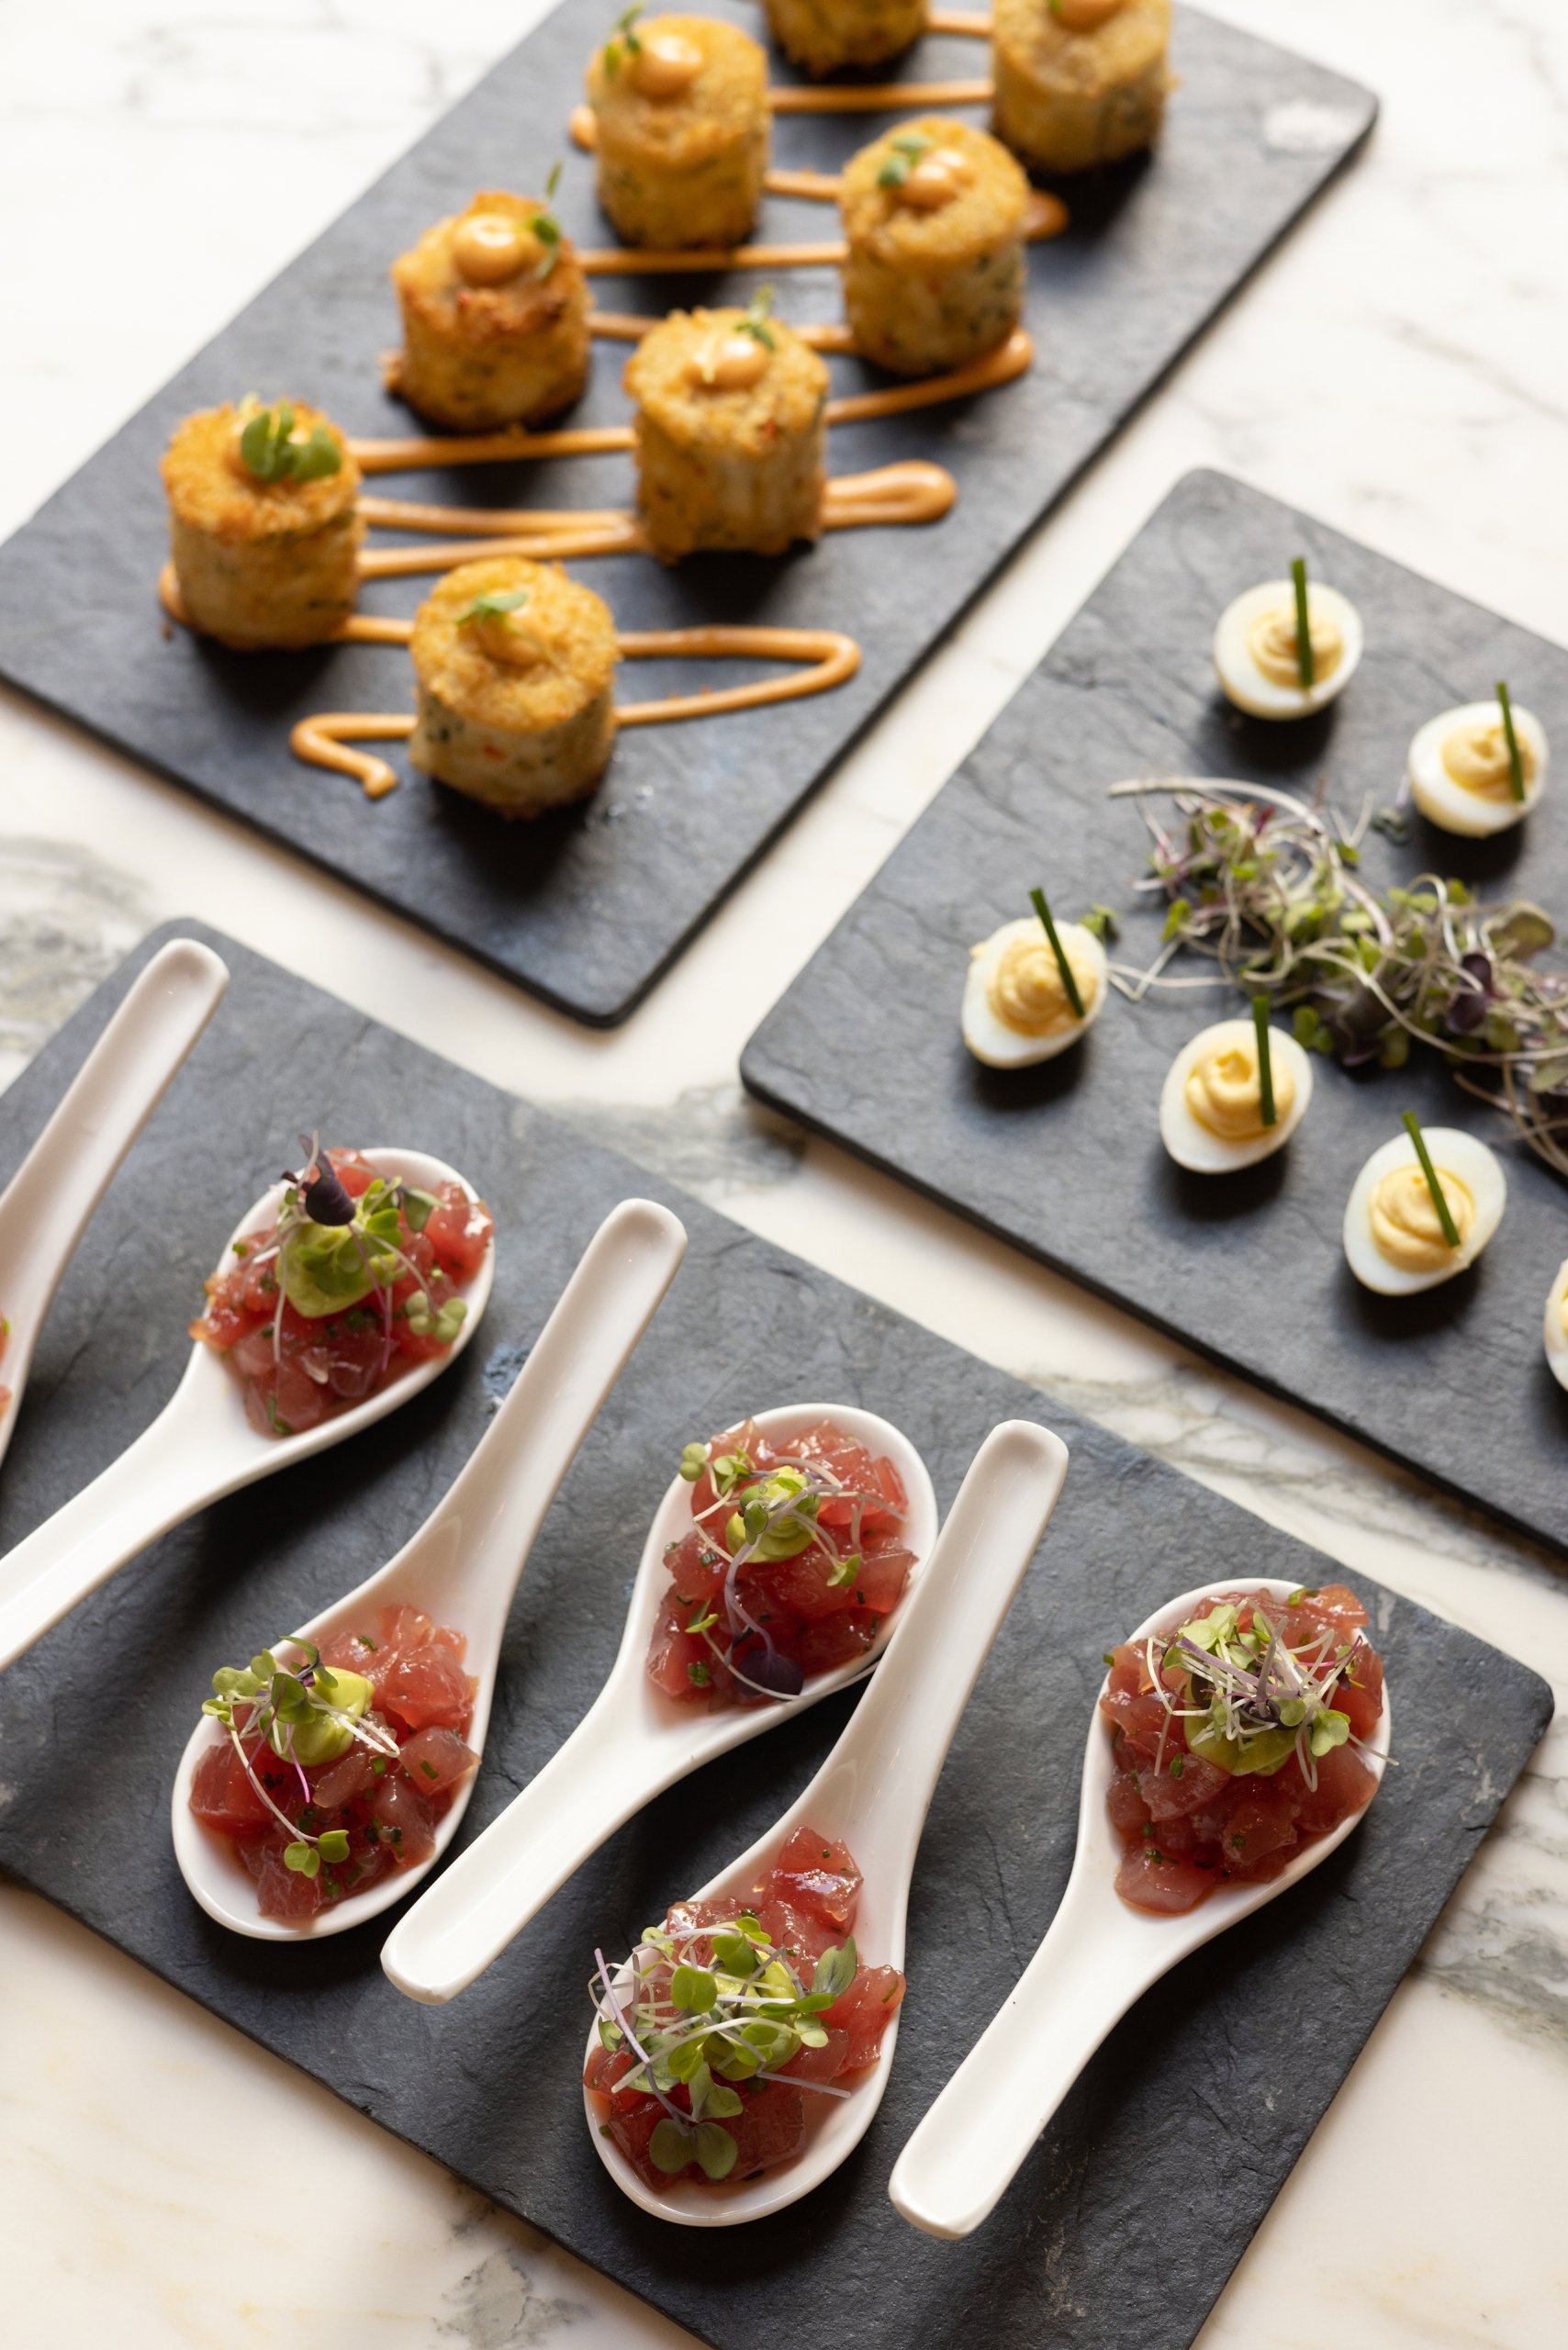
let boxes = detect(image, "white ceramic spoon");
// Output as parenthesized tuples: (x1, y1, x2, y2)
(0, 937, 230, 1475)
(0, 1143, 496, 1673)
(888, 1573, 1394, 2239)
(172, 1195, 688, 1941)
(583, 1416, 1070, 2227)
(381, 1403, 940, 2005)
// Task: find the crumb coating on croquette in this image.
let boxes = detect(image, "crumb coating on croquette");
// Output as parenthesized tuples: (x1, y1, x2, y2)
(623, 308, 828, 456)
(587, 15, 768, 162)
(392, 190, 588, 342)
(409, 559, 619, 734)
(161, 401, 361, 541)
(840, 118, 1029, 265)
(765, 0, 927, 79)
(996, 0, 1169, 82)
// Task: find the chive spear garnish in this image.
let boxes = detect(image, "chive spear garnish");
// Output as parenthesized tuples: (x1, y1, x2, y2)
(1401, 1110, 1461, 1249)
(1251, 994, 1277, 1128)
(1029, 886, 1085, 1020)
(1496, 680, 1526, 803)
(1291, 556, 1315, 690)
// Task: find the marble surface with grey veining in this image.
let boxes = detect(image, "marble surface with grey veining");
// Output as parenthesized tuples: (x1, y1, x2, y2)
(3, 1, 1568, 2344)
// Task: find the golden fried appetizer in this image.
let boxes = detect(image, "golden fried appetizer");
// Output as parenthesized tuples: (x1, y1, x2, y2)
(160, 398, 363, 649)
(586, 9, 769, 249)
(993, 0, 1170, 174)
(623, 295, 829, 561)
(409, 558, 620, 816)
(765, 0, 927, 78)
(840, 119, 1029, 377)
(389, 179, 591, 431)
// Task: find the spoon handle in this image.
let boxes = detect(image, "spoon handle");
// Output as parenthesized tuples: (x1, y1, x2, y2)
(888, 1870, 1165, 2238)
(0, 939, 229, 1462)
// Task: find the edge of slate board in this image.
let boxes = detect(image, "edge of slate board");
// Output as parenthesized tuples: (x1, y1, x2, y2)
(740, 464, 1568, 1565)
(0, 6, 1375, 1026)
(0, 920, 1550, 2350)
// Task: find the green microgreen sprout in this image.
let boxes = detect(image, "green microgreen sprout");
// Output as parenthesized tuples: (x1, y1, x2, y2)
(1029, 885, 1086, 1021)
(1496, 680, 1526, 804)
(1400, 1109, 1462, 1249)
(1251, 992, 1277, 1127)
(603, 3, 643, 74)
(238, 398, 342, 486)
(878, 129, 933, 189)
(532, 162, 565, 279)
(1143, 1597, 1376, 1794)
(737, 285, 777, 350)
(590, 1919, 860, 2177)
(201, 1638, 400, 1874)
(1109, 778, 1568, 1179)
(1290, 555, 1314, 689)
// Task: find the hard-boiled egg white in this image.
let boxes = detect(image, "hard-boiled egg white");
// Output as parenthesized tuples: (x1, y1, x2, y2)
(961, 915, 1108, 1068)
(1213, 579, 1364, 721)
(1406, 699, 1548, 838)
(1159, 1015, 1313, 1172)
(1342, 1126, 1505, 1296)
(1542, 1260, 1568, 1393)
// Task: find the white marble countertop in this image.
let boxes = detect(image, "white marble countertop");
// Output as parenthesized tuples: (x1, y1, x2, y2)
(4, 2, 1567, 2342)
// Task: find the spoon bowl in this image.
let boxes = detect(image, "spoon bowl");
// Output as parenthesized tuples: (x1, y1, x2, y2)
(888, 1573, 1393, 2239)
(0, 938, 229, 1475)
(583, 1417, 1070, 2226)
(172, 1195, 687, 1940)
(382, 1404, 937, 2003)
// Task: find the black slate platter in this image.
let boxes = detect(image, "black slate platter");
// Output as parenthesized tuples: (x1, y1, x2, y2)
(0, 9, 1373, 1026)
(0, 923, 1548, 2350)
(743, 467, 1568, 1561)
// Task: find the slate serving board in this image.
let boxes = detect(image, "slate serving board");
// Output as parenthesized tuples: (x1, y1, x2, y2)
(742, 468, 1568, 1563)
(0, 922, 1548, 2350)
(0, 8, 1372, 1027)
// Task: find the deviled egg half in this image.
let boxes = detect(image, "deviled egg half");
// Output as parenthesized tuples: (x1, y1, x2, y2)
(1542, 1260, 1568, 1393)
(962, 912, 1108, 1067)
(1407, 691, 1547, 838)
(1214, 568, 1363, 721)
(1159, 1013, 1313, 1172)
(1343, 1124, 1505, 1295)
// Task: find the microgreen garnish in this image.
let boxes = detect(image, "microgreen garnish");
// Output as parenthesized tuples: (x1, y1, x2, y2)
(603, 3, 643, 74)
(238, 399, 342, 486)
(532, 162, 565, 279)
(1144, 1598, 1372, 1794)
(459, 586, 531, 627)
(1251, 993, 1277, 1127)
(878, 130, 932, 188)
(1110, 778, 1568, 1176)
(1290, 556, 1314, 689)
(1400, 1109, 1462, 1248)
(1029, 886, 1086, 1021)
(1496, 680, 1526, 803)
(591, 1919, 860, 2177)
(202, 1638, 400, 1872)
(736, 285, 777, 350)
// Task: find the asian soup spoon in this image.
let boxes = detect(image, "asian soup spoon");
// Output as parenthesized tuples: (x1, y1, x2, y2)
(888, 1574, 1393, 2240)
(0, 1143, 494, 1673)
(172, 1195, 688, 1940)
(585, 1416, 1070, 2226)
(381, 1401, 940, 2005)
(0, 937, 229, 1475)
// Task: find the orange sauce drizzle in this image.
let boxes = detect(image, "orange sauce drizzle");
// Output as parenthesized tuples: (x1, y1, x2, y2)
(350, 421, 632, 475)
(289, 626, 861, 797)
(770, 77, 991, 110)
(825, 325, 1031, 422)
(822, 460, 953, 529)
(580, 240, 846, 275)
(926, 7, 992, 31)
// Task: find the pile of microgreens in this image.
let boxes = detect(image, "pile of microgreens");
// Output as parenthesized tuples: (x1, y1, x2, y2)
(602, 3, 644, 75)
(230, 1137, 467, 1431)
(1108, 773, 1568, 1176)
(203, 1640, 399, 1881)
(238, 399, 342, 485)
(591, 1914, 860, 2179)
(674, 1437, 906, 1701)
(1142, 1592, 1374, 1794)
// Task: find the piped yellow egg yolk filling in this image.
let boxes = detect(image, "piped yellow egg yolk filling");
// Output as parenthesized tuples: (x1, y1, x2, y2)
(1370, 1162, 1475, 1271)
(1184, 1039, 1294, 1142)
(689, 333, 771, 391)
(1247, 604, 1344, 691)
(896, 150, 975, 210)
(632, 31, 704, 97)
(986, 934, 1098, 1036)
(1442, 716, 1537, 800)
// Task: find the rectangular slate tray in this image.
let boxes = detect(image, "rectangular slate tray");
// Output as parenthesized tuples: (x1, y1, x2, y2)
(0, 922, 1548, 2350)
(742, 467, 1568, 1562)
(0, 7, 1372, 1026)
